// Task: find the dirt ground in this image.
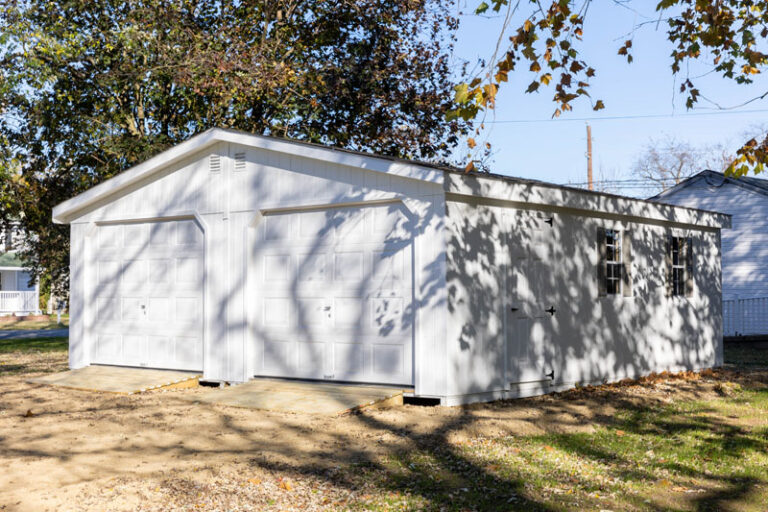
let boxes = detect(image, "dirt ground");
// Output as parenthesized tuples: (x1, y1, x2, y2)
(0, 351, 763, 511)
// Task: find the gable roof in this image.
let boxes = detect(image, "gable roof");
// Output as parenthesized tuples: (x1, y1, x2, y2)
(52, 127, 731, 229)
(52, 128, 447, 224)
(650, 169, 768, 201)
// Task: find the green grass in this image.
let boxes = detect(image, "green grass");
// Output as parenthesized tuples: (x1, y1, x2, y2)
(346, 387, 768, 511)
(0, 336, 68, 353)
(343, 343, 768, 511)
(0, 315, 69, 330)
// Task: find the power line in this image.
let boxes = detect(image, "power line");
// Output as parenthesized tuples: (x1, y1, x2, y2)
(483, 108, 768, 124)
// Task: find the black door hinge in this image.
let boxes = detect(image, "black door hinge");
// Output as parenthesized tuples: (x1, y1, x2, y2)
(510, 306, 519, 312)
(546, 306, 556, 316)
(546, 369, 555, 380)
(544, 217, 554, 227)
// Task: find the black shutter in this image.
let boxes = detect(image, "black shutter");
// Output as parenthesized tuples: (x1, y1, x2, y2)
(597, 227, 607, 297)
(685, 236, 694, 297)
(622, 229, 632, 297)
(665, 235, 673, 297)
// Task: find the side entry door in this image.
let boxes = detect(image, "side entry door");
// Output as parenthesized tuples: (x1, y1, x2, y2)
(504, 210, 555, 386)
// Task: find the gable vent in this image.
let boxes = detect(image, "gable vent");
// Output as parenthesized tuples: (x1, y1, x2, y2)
(209, 154, 221, 173)
(234, 152, 246, 171)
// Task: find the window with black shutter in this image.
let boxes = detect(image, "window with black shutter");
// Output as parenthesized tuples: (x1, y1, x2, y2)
(597, 227, 632, 297)
(666, 235, 694, 297)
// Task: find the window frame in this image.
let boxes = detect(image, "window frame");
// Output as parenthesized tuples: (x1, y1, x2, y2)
(604, 229, 622, 296)
(667, 235, 693, 298)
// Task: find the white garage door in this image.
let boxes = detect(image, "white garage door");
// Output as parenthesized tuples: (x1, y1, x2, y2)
(253, 203, 414, 386)
(90, 219, 204, 371)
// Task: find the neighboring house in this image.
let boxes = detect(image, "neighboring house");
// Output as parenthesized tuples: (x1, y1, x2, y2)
(52, 128, 729, 405)
(651, 170, 768, 336)
(0, 224, 40, 316)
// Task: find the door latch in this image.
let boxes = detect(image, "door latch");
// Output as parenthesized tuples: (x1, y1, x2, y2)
(544, 217, 554, 227)
(546, 306, 556, 316)
(545, 369, 555, 381)
(509, 306, 519, 312)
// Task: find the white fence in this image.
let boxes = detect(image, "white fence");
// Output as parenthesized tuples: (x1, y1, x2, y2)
(724, 297, 768, 337)
(0, 291, 39, 314)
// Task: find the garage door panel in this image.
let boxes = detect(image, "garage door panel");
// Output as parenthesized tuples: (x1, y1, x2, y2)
(333, 342, 366, 378)
(253, 203, 413, 386)
(372, 344, 405, 376)
(90, 220, 203, 371)
(297, 342, 326, 371)
(263, 339, 293, 372)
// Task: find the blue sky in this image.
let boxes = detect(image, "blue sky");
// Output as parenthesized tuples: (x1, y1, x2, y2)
(452, 2, 768, 195)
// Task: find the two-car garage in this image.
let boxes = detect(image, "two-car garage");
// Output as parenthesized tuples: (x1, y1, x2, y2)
(87, 203, 415, 387)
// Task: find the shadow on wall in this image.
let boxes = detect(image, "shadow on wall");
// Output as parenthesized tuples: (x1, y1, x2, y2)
(445, 188, 721, 399)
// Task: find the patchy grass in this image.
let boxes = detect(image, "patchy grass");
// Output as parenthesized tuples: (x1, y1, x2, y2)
(343, 381, 768, 511)
(0, 336, 68, 354)
(1, 340, 766, 511)
(0, 315, 69, 330)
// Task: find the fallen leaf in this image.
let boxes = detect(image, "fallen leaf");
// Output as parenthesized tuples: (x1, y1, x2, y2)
(615, 430, 625, 437)
(248, 478, 261, 485)
(544, 445, 554, 452)
(24, 409, 34, 418)
(279, 480, 293, 491)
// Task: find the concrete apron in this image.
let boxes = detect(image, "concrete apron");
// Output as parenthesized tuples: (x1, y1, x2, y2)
(27, 365, 200, 394)
(185, 378, 411, 415)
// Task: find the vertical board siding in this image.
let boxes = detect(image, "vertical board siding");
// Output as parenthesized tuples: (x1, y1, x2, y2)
(656, 179, 768, 299)
(69, 141, 447, 392)
(445, 198, 722, 403)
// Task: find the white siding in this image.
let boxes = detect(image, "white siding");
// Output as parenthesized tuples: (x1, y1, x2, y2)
(68, 142, 446, 390)
(61, 134, 725, 403)
(444, 197, 723, 404)
(656, 179, 768, 299)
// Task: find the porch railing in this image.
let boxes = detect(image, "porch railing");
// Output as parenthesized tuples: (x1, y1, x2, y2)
(723, 297, 768, 337)
(0, 291, 39, 313)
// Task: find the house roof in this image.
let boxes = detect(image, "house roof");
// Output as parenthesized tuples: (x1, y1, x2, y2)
(0, 251, 24, 268)
(52, 127, 731, 229)
(650, 169, 768, 201)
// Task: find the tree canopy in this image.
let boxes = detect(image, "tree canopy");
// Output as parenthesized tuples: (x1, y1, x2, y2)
(454, 0, 768, 175)
(0, 0, 468, 294)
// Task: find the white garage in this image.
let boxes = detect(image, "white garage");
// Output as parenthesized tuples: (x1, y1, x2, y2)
(54, 128, 730, 405)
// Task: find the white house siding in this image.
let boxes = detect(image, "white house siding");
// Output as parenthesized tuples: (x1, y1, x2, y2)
(67, 141, 448, 394)
(654, 178, 768, 300)
(443, 179, 723, 405)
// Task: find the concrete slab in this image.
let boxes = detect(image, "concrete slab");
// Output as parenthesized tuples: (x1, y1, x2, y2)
(27, 365, 200, 394)
(185, 378, 410, 415)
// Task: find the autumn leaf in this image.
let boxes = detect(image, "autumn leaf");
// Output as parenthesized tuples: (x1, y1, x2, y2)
(475, 2, 489, 14)
(464, 161, 475, 173)
(523, 19, 533, 32)
(467, 137, 477, 149)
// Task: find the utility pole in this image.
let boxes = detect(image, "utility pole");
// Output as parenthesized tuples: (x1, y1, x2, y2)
(586, 123, 593, 191)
